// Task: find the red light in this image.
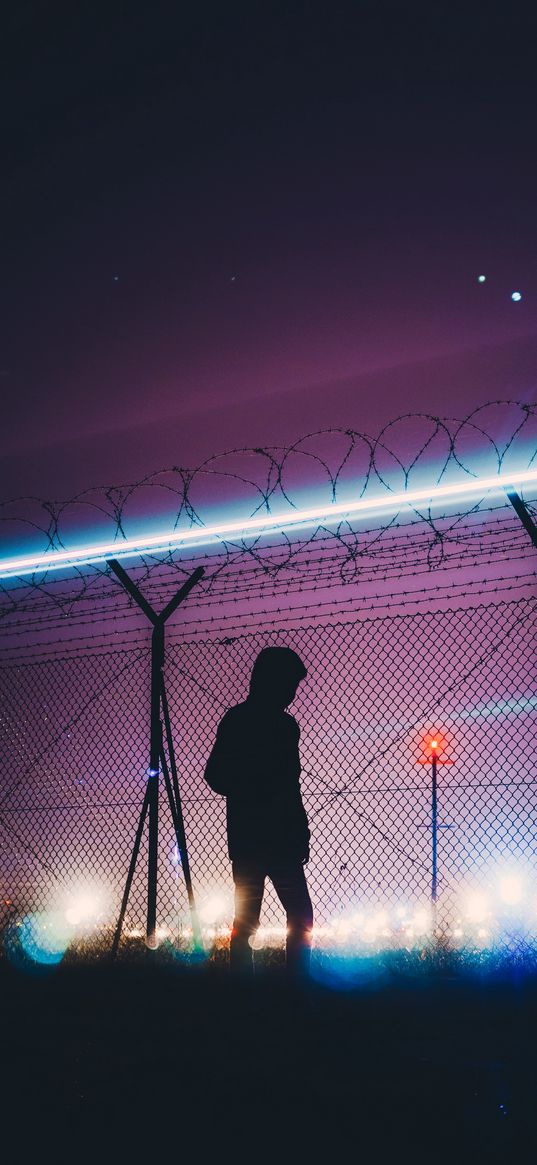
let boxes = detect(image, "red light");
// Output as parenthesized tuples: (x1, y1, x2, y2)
(416, 730, 453, 764)
(421, 732, 447, 756)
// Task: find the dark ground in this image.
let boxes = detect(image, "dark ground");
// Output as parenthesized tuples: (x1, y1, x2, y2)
(1, 955, 536, 1159)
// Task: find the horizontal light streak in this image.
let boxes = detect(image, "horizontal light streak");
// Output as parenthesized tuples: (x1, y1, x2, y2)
(1, 467, 536, 579)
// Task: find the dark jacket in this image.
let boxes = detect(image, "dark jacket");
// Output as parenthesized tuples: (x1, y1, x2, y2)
(204, 699, 310, 862)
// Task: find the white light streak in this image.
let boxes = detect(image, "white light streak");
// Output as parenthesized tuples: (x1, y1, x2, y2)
(1, 467, 537, 579)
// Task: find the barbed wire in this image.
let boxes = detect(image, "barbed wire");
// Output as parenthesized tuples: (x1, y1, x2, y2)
(0, 401, 535, 659)
(1, 579, 534, 663)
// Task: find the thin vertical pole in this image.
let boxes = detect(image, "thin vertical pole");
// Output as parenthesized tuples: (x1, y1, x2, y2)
(431, 751, 438, 930)
(147, 621, 164, 948)
(160, 744, 203, 949)
(160, 675, 202, 947)
(110, 783, 150, 959)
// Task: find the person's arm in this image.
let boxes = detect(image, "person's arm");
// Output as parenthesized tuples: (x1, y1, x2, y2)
(204, 713, 268, 800)
(203, 711, 237, 795)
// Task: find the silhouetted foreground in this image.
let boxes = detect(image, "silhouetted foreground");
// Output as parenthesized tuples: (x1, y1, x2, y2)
(1, 960, 535, 1155)
(205, 647, 313, 976)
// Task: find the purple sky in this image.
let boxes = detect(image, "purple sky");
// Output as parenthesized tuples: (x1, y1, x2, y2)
(2, 4, 536, 501)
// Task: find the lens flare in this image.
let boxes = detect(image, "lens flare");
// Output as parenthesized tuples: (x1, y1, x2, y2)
(18, 912, 71, 965)
(498, 873, 524, 906)
(465, 893, 490, 923)
(198, 892, 230, 925)
(64, 887, 104, 927)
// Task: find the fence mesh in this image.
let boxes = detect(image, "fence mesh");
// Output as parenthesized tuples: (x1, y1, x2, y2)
(1, 596, 536, 954)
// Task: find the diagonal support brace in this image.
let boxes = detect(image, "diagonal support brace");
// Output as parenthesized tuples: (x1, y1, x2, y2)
(505, 489, 537, 550)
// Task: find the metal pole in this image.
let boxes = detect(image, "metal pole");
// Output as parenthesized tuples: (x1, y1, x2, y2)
(110, 784, 150, 960)
(505, 489, 537, 549)
(160, 675, 202, 948)
(160, 744, 203, 949)
(106, 559, 204, 957)
(147, 621, 164, 948)
(431, 750, 438, 930)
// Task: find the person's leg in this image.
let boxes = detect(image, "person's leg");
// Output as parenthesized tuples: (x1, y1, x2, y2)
(269, 862, 314, 978)
(230, 860, 265, 973)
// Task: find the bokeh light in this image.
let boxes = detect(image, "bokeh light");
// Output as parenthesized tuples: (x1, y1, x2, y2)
(198, 892, 230, 925)
(417, 729, 450, 759)
(64, 890, 102, 926)
(498, 872, 524, 905)
(464, 892, 490, 923)
(62, 883, 108, 930)
(18, 911, 72, 965)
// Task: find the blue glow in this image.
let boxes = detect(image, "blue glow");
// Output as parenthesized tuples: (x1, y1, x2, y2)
(458, 696, 537, 720)
(511, 291, 522, 301)
(310, 951, 391, 990)
(1, 466, 537, 579)
(17, 912, 71, 965)
(477, 274, 486, 283)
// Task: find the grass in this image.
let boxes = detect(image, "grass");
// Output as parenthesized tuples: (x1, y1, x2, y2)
(1, 939, 536, 1157)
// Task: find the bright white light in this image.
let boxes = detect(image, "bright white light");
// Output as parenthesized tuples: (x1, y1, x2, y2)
(498, 873, 524, 906)
(412, 908, 431, 934)
(511, 291, 522, 302)
(2, 466, 537, 578)
(65, 890, 102, 926)
(333, 918, 353, 941)
(465, 892, 490, 923)
(199, 893, 229, 925)
(361, 910, 390, 941)
(477, 274, 486, 283)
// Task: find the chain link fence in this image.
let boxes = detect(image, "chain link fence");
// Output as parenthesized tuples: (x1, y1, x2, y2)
(1, 597, 536, 955)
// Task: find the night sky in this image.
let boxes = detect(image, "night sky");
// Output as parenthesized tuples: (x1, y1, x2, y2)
(2, 2, 537, 500)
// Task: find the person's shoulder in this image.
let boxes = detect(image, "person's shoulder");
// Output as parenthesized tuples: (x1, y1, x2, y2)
(219, 702, 248, 725)
(214, 704, 245, 741)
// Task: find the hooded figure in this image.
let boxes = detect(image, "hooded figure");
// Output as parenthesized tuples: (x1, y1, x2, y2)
(204, 646, 313, 975)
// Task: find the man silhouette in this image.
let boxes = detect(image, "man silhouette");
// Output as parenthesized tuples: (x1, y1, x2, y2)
(204, 646, 313, 976)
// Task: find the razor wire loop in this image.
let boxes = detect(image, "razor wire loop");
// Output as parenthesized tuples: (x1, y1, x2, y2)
(1, 401, 536, 609)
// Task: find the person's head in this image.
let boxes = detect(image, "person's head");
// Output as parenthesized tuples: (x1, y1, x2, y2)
(248, 646, 307, 710)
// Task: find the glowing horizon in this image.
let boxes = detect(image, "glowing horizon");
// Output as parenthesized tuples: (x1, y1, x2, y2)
(0, 466, 536, 579)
